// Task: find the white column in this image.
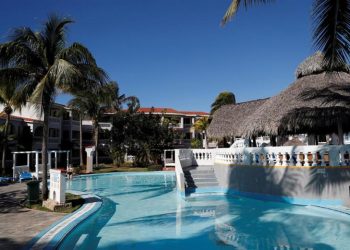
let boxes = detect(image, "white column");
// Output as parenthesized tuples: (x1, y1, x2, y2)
(66, 151, 69, 169)
(27, 153, 30, 167)
(35, 152, 39, 179)
(180, 117, 184, 128)
(54, 152, 58, 169)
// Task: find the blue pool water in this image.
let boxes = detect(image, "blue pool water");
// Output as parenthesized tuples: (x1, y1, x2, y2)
(60, 172, 350, 250)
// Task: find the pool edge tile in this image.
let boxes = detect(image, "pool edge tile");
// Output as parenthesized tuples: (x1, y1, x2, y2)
(23, 192, 102, 250)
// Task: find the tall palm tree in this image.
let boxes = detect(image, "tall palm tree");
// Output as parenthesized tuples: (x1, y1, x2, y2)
(221, 0, 350, 69)
(68, 82, 136, 168)
(0, 81, 26, 175)
(67, 98, 87, 167)
(210, 91, 236, 115)
(0, 15, 107, 199)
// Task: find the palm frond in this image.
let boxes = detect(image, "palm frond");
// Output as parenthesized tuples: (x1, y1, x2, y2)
(312, 0, 350, 69)
(48, 59, 81, 92)
(41, 14, 73, 65)
(59, 42, 97, 65)
(124, 96, 140, 113)
(221, 0, 275, 26)
(0, 67, 29, 86)
(29, 74, 48, 105)
(0, 41, 43, 68)
(10, 27, 40, 48)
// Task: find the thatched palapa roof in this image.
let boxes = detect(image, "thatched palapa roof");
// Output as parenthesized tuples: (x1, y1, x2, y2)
(240, 52, 350, 136)
(207, 98, 268, 139)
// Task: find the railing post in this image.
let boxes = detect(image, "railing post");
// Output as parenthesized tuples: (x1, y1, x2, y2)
(35, 152, 39, 179)
(282, 153, 288, 166)
(304, 152, 311, 167)
(295, 152, 302, 166)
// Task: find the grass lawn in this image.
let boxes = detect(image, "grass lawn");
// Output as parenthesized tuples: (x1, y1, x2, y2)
(88, 164, 163, 174)
(27, 193, 84, 213)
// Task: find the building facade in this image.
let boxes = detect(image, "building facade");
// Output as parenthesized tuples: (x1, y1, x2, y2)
(137, 107, 209, 148)
(0, 103, 209, 166)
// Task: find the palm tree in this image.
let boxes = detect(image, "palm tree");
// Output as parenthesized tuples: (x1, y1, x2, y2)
(67, 99, 87, 167)
(0, 81, 26, 175)
(0, 15, 107, 199)
(69, 82, 138, 168)
(193, 116, 210, 148)
(221, 0, 350, 69)
(210, 91, 236, 115)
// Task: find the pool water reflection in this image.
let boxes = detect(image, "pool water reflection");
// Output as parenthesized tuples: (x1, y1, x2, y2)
(60, 173, 350, 250)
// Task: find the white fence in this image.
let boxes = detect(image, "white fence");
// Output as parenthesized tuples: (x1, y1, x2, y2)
(170, 145, 350, 193)
(215, 145, 350, 167)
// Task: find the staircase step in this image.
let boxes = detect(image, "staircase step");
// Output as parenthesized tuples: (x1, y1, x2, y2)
(185, 170, 215, 175)
(190, 174, 216, 178)
(183, 165, 220, 195)
(187, 178, 218, 182)
(186, 182, 219, 188)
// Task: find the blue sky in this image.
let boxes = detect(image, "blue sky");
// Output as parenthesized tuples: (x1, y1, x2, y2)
(0, 0, 314, 112)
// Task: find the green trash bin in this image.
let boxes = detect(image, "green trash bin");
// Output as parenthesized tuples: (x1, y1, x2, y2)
(27, 180, 40, 204)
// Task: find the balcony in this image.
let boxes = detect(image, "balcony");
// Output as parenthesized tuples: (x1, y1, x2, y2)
(48, 138, 60, 144)
(99, 122, 112, 130)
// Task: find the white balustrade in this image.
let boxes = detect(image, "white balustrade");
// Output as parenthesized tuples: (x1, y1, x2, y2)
(170, 144, 350, 192)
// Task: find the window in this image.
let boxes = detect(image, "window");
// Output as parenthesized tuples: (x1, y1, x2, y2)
(63, 111, 70, 120)
(183, 118, 191, 125)
(63, 130, 69, 139)
(72, 111, 80, 121)
(82, 132, 93, 140)
(34, 126, 43, 137)
(184, 132, 192, 140)
(72, 130, 80, 139)
(49, 128, 60, 137)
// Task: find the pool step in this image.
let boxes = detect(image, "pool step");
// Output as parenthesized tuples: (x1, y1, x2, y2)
(184, 165, 220, 196)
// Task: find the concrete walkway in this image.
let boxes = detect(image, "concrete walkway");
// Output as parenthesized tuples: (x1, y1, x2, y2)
(0, 182, 64, 250)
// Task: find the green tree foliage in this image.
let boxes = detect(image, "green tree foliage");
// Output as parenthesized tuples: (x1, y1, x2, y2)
(0, 14, 107, 199)
(222, 0, 350, 70)
(210, 91, 236, 115)
(110, 112, 173, 167)
(191, 138, 203, 149)
(69, 81, 139, 167)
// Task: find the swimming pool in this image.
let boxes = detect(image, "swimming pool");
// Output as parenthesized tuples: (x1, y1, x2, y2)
(60, 172, 350, 249)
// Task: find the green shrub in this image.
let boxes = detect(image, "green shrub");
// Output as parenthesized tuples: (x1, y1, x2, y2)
(191, 138, 203, 149)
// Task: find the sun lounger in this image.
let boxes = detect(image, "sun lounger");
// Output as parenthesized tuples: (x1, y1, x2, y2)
(19, 171, 32, 182)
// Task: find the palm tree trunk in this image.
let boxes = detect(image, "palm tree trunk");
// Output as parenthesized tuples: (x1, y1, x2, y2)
(42, 107, 50, 200)
(94, 121, 99, 167)
(1, 113, 10, 175)
(79, 115, 83, 167)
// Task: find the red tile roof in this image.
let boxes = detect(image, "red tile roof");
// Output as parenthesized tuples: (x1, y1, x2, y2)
(137, 107, 209, 116)
(0, 113, 42, 123)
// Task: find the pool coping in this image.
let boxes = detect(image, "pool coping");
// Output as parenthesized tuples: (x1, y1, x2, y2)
(23, 192, 102, 250)
(74, 170, 175, 178)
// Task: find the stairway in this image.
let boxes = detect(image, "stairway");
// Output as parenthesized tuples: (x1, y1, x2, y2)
(183, 165, 220, 196)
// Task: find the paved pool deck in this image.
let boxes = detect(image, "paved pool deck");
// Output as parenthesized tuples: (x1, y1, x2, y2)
(0, 182, 64, 250)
